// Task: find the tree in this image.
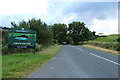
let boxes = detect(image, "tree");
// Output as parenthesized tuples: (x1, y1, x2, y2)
(65, 36, 73, 44)
(11, 22, 18, 28)
(68, 21, 94, 44)
(51, 23, 67, 44)
(92, 31, 96, 36)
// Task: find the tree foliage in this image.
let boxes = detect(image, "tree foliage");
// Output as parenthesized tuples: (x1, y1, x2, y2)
(68, 21, 95, 44)
(51, 23, 68, 44)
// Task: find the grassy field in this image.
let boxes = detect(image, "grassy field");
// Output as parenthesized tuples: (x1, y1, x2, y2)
(89, 34, 119, 42)
(2, 44, 61, 78)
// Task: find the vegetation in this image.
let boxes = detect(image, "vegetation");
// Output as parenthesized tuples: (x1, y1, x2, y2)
(82, 45, 119, 56)
(2, 45, 61, 78)
(80, 34, 119, 51)
(89, 34, 118, 42)
(68, 22, 95, 44)
(2, 18, 95, 54)
(51, 23, 67, 44)
(82, 41, 118, 51)
(51, 22, 96, 45)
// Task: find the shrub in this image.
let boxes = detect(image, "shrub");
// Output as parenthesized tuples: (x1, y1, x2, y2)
(117, 37, 120, 42)
(36, 44, 42, 51)
(2, 45, 8, 55)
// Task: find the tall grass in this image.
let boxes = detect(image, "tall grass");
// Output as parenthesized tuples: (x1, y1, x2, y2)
(82, 41, 118, 51)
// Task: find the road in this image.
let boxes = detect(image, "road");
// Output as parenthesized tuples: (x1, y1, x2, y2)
(27, 45, 119, 78)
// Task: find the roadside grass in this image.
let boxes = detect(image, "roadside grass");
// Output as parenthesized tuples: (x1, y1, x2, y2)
(81, 45, 119, 56)
(2, 44, 61, 78)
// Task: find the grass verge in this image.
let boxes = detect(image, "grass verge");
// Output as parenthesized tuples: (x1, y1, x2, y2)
(80, 41, 118, 51)
(81, 44, 119, 56)
(2, 44, 61, 78)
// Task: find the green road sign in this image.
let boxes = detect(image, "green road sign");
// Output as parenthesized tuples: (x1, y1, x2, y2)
(8, 28, 36, 54)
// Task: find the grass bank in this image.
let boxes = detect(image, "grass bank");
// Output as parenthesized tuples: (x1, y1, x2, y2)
(81, 41, 118, 51)
(2, 44, 61, 78)
(89, 34, 118, 42)
(79, 34, 119, 51)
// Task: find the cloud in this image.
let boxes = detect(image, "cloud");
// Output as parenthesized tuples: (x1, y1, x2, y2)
(51, 0, 119, 2)
(0, 0, 49, 15)
(0, 1, 118, 35)
(62, 13, 77, 24)
(89, 18, 118, 35)
(0, 0, 49, 27)
(63, 2, 118, 35)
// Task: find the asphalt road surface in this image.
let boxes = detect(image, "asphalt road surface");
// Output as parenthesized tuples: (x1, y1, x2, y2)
(27, 45, 119, 78)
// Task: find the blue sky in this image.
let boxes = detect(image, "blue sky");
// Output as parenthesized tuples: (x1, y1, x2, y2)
(0, 0, 118, 35)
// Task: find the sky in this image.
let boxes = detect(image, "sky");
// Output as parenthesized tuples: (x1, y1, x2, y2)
(0, 0, 119, 35)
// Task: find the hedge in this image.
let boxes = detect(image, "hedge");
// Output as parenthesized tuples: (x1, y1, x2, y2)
(80, 41, 119, 51)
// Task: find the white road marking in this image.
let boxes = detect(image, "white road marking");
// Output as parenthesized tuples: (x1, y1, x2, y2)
(50, 67, 53, 69)
(89, 53, 120, 65)
(76, 47, 79, 49)
(74, 47, 84, 51)
(79, 49, 84, 51)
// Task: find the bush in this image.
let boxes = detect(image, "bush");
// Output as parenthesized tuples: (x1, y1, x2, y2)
(2, 45, 8, 55)
(53, 39, 59, 44)
(65, 36, 73, 44)
(36, 44, 42, 51)
(116, 43, 120, 51)
(117, 37, 120, 42)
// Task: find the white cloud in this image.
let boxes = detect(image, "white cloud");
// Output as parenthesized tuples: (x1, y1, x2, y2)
(62, 13, 77, 25)
(0, 0, 49, 15)
(51, 0, 119, 2)
(0, 1, 118, 36)
(0, 0, 49, 27)
(89, 18, 118, 35)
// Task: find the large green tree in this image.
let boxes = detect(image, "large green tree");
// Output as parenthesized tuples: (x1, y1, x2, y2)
(68, 21, 94, 44)
(51, 23, 68, 44)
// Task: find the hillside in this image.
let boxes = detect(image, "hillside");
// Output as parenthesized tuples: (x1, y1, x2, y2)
(89, 34, 119, 42)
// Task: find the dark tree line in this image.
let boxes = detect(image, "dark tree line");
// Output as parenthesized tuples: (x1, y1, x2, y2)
(3, 18, 96, 46)
(52, 22, 96, 45)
